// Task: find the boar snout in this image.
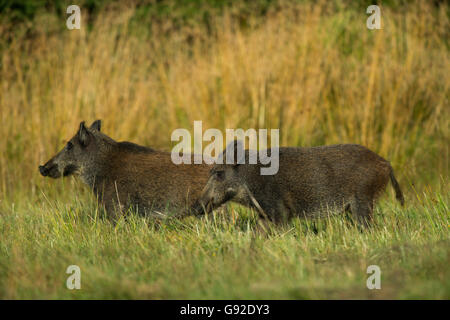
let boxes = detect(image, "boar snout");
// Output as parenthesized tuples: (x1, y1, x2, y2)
(197, 199, 212, 214)
(38, 161, 61, 178)
(190, 200, 207, 216)
(38, 165, 48, 176)
(195, 193, 216, 215)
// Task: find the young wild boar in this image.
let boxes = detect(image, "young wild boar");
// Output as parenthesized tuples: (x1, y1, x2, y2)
(39, 120, 210, 220)
(197, 141, 404, 227)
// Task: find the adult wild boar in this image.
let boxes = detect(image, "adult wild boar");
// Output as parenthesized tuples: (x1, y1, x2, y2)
(39, 120, 210, 220)
(197, 141, 404, 227)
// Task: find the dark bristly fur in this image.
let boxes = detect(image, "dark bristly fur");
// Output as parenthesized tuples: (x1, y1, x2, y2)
(39, 120, 210, 221)
(198, 141, 404, 227)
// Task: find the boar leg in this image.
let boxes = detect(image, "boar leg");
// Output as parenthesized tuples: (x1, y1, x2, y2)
(104, 200, 125, 224)
(350, 195, 374, 228)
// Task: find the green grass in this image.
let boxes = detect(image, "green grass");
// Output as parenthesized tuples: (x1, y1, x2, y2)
(0, 184, 448, 299)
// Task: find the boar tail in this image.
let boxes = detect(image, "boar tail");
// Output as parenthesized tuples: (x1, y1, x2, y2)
(389, 168, 405, 206)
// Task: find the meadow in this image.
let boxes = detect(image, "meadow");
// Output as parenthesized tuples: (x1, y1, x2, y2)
(0, 0, 448, 299)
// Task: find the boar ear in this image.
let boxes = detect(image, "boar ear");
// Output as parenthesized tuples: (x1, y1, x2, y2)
(78, 121, 90, 147)
(90, 119, 101, 132)
(220, 140, 245, 166)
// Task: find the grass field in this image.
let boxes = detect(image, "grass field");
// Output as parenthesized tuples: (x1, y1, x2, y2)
(0, 0, 449, 299)
(0, 187, 449, 299)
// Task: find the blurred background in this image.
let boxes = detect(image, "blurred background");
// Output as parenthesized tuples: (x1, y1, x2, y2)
(0, 0, 448, 205)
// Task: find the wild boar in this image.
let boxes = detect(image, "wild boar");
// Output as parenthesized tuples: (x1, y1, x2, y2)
(197, 141, 404, 227)
(39, 120, 210, 221)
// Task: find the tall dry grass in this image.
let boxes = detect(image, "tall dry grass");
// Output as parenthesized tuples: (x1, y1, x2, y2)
(0, 1, 448, 203)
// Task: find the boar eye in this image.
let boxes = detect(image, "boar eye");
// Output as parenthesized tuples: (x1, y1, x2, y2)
(66, 142, 73, 150)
